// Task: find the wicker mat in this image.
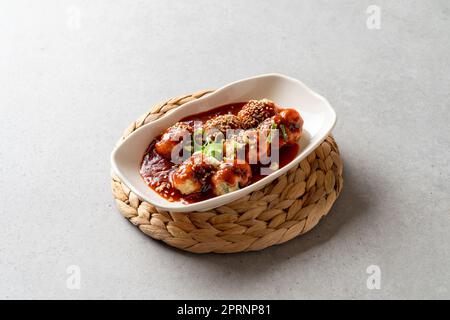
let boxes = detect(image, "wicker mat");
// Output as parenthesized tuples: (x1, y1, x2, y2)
(111, 90, 343, 253)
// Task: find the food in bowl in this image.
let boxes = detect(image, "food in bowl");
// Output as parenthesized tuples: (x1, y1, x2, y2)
(139, 99, 304, 204)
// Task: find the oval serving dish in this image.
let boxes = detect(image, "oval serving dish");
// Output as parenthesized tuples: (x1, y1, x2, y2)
(111, 73, 336, 212)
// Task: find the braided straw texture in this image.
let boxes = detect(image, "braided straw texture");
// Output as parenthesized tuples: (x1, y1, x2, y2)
(111, 90, 343, 253)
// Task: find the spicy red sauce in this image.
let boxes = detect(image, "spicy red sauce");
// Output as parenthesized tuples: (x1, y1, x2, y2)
(140, 102, 300, 204)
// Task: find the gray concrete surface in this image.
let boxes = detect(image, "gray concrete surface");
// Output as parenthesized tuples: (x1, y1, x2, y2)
(0, 0, 449, 299)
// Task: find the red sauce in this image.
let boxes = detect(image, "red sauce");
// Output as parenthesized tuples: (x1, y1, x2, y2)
(251, 143, 299, 183)
(140, 102, 300, 204)
(140, 144, 216, 203)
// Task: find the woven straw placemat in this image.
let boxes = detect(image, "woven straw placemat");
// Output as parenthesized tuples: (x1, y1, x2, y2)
(111, 90, 343, 253)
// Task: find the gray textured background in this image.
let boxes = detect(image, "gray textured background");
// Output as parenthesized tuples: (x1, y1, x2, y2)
(0, 0, 449, 299)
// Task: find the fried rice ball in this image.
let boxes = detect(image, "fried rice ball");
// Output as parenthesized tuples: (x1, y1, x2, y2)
(278, 108, 303, 144)
(237, 99, 278, 129)
(223, 129, 258, 164)
(211, 161, 252, 196)
(257, 117, 283, 161)
(203, 114, 242, 143)
(155, 122, 193, 159)
(204, 114, 242, 133)
(258, 108, 303, 146)
(171, 152, 219, 195)
(256, 108, 303, 162)
(259, 116, 281, 140)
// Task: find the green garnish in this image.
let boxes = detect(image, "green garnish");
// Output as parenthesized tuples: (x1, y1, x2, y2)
(192, 128, 204, 152)
(267, 123, 278, 143)
(280, 124, 288, 140)
(202, 141, 223, 160)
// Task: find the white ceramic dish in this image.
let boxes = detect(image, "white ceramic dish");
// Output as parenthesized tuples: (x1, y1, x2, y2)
(111, 73, 336, 212)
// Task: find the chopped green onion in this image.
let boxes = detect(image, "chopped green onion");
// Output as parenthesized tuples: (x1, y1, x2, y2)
(202, 142, 223, 160)
(280, 124, 288, 140)
(267, 123, 278, 143)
